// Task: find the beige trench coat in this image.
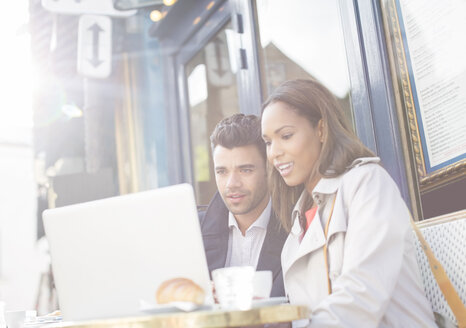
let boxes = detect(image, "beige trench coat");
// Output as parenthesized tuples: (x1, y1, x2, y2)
(282, 157, 436, 327)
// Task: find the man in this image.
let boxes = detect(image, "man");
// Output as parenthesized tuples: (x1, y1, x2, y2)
(199, 113, 287, 297)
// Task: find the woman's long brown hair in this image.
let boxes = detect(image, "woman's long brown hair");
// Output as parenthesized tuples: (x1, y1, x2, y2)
(262, 79, 375, 231)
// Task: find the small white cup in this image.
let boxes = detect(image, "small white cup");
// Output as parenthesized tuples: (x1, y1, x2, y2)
(253, 270, 273, 299)
(212, 266, 255, 310)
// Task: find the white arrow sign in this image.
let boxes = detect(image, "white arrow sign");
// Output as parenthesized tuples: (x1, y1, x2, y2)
(204, 36, 234, 88)
(42, 0, 136, 17)
(77, 15, 112, 79)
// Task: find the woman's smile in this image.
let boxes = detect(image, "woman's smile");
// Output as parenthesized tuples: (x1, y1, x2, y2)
(275, 161, 294, 177)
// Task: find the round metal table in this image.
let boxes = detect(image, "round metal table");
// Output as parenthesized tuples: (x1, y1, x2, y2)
(51, 304, 309, 328)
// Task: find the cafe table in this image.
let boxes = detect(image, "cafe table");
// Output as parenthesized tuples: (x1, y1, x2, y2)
(49, 304, 309, 328)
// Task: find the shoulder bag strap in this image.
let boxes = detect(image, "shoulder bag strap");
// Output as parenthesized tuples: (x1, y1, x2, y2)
(323, 194, 337, 295)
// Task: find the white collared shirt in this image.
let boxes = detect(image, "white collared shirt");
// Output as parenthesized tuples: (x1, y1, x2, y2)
(225, 199, 272, 268)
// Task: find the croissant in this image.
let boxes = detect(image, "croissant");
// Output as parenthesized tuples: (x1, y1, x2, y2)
(156, 277, 205, 305)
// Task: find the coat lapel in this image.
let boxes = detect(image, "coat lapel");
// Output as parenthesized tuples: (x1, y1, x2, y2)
(282, 212, 326, 275)
(256, 213, 287, 297)
(257, 216, 286, 275)
(326, 204, 347, 241)
(199, 192, 229, 274)
(282, 192, 348, 276)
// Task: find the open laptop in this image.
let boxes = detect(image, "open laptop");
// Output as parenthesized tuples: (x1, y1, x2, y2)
(43, 183, 213, 321)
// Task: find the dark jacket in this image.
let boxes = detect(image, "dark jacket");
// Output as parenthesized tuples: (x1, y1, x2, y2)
(198, 192, 287, 297)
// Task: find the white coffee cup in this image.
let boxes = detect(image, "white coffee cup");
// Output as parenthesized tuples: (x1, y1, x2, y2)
(212, 266, 255, 310)
(253, 270, 273, 299)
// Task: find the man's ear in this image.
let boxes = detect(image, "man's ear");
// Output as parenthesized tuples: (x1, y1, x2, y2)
(318, 119, 324, 143)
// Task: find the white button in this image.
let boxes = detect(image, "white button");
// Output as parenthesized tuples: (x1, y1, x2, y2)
(314, 194, 322, 205)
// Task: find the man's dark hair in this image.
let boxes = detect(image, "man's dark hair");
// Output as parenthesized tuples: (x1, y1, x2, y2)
(210, 113, 266, 160)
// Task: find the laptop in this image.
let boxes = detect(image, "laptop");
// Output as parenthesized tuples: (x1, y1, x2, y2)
(43, 183, 213, 321)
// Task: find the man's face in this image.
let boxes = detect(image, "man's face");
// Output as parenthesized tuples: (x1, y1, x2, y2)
(213, 145, 269, 220)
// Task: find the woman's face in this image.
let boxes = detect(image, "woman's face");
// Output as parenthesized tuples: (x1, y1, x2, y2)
(261, 101, 323, 190)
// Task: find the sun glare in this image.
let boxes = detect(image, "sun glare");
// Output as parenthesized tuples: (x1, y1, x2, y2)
(0, 1, 34, 133)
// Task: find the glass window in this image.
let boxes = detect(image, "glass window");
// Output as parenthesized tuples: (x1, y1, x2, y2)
(185, 22, 239, 205)
(255, 0, 355, 130)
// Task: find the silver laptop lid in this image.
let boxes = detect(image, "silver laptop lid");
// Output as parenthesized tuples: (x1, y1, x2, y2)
(43, 183, 213, 321)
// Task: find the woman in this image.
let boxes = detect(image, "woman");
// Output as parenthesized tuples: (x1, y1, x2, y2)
(261, 79, 436, 327)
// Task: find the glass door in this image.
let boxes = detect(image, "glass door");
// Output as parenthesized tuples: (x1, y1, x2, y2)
(254, 0, 355, 131)
(184, 22, 240, 205)
(172, 2, 244, 206)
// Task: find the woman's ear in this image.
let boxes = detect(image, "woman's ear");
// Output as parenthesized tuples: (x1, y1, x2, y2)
(318, 119, 324, 143)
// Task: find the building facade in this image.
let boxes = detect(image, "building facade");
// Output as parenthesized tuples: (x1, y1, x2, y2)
(31, 0, 465, 228)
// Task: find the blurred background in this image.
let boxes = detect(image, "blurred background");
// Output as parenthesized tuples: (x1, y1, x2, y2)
(0, 0, 40, 312)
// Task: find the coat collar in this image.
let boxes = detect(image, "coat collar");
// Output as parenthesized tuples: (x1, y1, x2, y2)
(290, 157, 381, 219)
(312, 157, 380, 196)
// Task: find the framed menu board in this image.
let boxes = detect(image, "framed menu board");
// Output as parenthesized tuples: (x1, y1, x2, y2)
(381, 0, 466, 192)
